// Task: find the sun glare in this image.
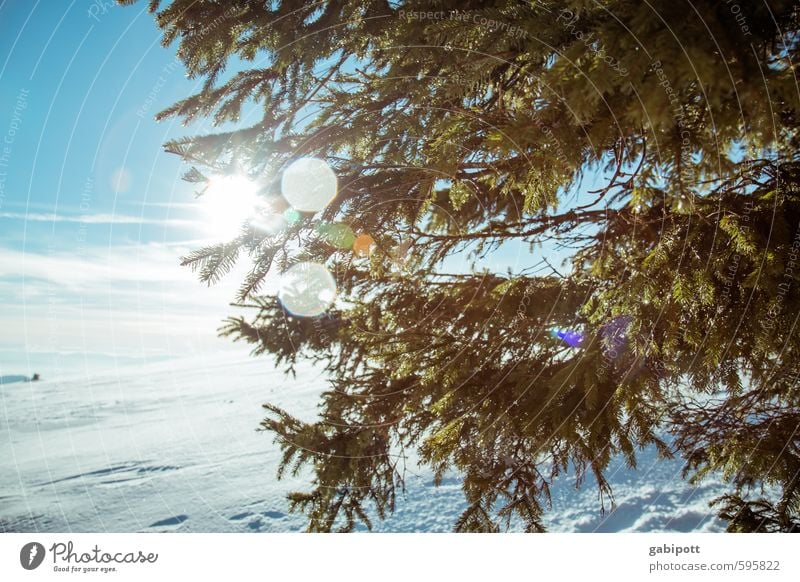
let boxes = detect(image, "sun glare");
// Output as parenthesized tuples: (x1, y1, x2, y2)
(201, 174, 261, 240)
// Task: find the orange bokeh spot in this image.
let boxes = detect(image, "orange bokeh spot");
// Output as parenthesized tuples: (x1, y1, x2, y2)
(353, 234, 375, 257)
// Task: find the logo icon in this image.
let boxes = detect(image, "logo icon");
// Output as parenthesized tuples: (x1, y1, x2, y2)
(20, 542, 45, 570)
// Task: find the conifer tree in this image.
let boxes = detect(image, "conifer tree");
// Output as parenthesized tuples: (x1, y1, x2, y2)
(129, 0, 800, 532)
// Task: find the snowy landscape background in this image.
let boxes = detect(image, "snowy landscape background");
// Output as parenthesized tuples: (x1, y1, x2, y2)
(1, 352, 728, 533)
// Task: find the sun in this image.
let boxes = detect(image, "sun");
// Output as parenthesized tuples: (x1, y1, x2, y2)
(200, 174, 260, 240)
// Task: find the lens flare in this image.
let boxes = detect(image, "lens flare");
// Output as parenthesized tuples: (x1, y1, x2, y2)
(283, 207, 301, 225)
(279, 262, 337, 317)
(601, 315, 632, 357)
(353, 233, 375, 257)
(551, 328, 584, 348)
(281, 158, 337, 213)
(317, 222, 355, 249)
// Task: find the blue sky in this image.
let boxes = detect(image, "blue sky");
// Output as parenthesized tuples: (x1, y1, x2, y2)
(0, 1, 260, 378)
(0, 1, 595, 380)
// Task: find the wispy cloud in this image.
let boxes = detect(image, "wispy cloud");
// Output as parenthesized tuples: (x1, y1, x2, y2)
(0, 212, 197, 228)
(0, 243, 193, 286)
(0, 242, 267, 362)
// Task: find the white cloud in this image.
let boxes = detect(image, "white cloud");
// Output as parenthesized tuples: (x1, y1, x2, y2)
(0, 243, 191, 287)
(0, 211, 197, 228)
(0, 242, 273, 362)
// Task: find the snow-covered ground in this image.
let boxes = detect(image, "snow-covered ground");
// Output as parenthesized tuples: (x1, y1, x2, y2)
(0, 353, 727, 533)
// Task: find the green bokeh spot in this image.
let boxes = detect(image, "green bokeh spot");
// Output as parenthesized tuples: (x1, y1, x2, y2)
(283, 208, 301, 225)
(317, 222, 355, 249)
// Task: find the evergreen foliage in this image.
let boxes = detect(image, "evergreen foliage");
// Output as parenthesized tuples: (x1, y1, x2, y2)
(129, 0, 800, 532)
